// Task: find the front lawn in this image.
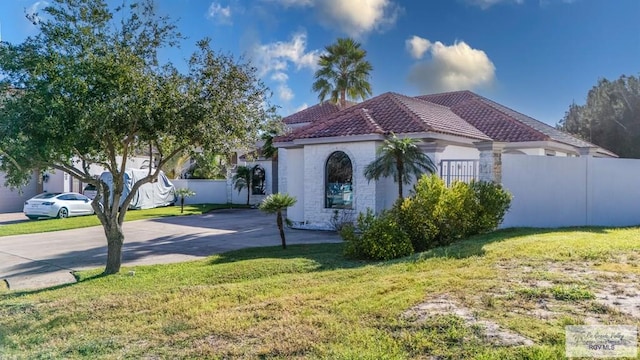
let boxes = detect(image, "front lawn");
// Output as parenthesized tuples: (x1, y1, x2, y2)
(0, 204, 248, 237)
(1, 227, 639, 358)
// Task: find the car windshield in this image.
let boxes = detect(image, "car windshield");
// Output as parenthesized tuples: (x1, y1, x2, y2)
(34, 193, 61, 199)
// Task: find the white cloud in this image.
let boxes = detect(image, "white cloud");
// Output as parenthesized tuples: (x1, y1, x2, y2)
(253, 32, 322, 104)
(277, 84, 295, 101)
(406, 36, 432, 60)
(207, 2, 232, 24)
(296, 103, 309, 112)
(268, 0, 401, 37)
(253, 32, 321, 77)
(408, 39, 496, 93)
(271, 72, 289, 82)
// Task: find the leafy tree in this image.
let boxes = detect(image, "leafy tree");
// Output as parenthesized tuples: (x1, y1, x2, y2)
(558, 75, 640, 158)
(312, 37, 373, 108)
(364, 133, 436, 199)
(232, 166, 253, 205)
(174, 188, 195, 213)
(0, 0, 273, 274)
(259, 193, 297, 249)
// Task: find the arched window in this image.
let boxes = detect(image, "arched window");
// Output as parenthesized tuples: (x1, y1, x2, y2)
(325, 151, 353, 209)
(252, 165, 266, 195)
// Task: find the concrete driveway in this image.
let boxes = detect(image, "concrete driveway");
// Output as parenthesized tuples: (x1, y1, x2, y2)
(0, 209, 341, 290)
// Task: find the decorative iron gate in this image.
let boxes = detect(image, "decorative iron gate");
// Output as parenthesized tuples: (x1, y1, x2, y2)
(439, 160, 479, 187)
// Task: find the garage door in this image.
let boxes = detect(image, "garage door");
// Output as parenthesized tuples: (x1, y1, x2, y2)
(0, 172, 38, 213)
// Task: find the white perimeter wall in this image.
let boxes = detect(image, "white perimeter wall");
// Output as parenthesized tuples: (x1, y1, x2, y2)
(501, 154, 640, 228)
(172, 179, 228, 204)
(0, 172, 38, 213)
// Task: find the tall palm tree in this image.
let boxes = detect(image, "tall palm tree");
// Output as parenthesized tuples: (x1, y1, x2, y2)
(233, 166, 253, 205)
(364, 133, 437, 199)
(259, 193, 297, 249)
(312, 38, 373, 109)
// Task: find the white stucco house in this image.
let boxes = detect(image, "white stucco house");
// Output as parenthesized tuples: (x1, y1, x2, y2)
(274, 90, 615, 229)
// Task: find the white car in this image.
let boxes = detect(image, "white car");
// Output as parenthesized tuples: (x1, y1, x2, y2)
(24, 192, 96, 220)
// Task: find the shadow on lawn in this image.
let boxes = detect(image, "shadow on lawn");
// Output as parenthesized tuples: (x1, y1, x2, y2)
(209, 226, 616, 271)
(208, 242, 372, 271)
(412, 226, 612, 261)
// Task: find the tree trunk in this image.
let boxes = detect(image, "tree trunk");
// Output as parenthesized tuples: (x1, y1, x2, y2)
(277, 210, 286, 249)
(104, 222, 125, 274)
(180, 196, 185, 213)
(340, 89, 346, 109)
(246, 187, 250, 206)
(397, 160, 404, 199)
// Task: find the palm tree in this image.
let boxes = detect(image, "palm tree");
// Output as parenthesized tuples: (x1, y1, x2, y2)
(364, 133, 437, 199)
(312, 38, 373, 109)
(259, 193, 297, 249)
(233, 166, 252, 205)
(174, 188, 195, 213)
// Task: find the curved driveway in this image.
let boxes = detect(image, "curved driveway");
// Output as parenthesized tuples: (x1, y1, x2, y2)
(0, 209, 341, 290)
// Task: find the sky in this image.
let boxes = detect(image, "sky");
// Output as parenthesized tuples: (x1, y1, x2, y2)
(0, 0, 638, 125)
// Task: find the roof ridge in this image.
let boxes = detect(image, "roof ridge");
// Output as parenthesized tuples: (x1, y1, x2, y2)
(387, 92, 435, 132)
(359, 108, 385, 134)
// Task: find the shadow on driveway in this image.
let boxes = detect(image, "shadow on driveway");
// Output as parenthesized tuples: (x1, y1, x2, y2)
(2, 209, 342, 283)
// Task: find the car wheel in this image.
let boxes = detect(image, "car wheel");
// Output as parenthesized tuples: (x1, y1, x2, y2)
(57, 207, 69, 219)
(26, 215, 39, 220)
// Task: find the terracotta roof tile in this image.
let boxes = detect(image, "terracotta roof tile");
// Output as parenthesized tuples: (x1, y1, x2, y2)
(419, 90, 610, 151)
(279, 92, 490, 142)
(276, 90, 615, 156)
(282, 101, 355, 125)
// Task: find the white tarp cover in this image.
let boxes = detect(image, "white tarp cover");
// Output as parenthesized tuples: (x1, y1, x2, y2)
(100, 169, 176, 210)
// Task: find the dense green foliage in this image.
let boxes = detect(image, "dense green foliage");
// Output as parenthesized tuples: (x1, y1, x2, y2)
(557, 75, 640, 158)
(312, 37, 373, 108)
(343, 175, 512, 260)
(364, 133, 436, 199)
(342, 209, 413, 260)
(0, 0, 273, 274)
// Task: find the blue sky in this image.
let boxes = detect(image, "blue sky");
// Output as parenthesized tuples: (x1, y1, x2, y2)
(1, 0, 638, 125)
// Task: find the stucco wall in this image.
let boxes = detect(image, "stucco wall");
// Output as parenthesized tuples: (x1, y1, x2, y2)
(501, 154, 640, 228)
(0, 172, 38, 213)
(172, 179, 228, 204)
(439, 145, 479, 162)
(285, 148, 305, 223)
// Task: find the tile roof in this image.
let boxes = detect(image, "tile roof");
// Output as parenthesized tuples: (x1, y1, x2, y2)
(278, 92, 490, 142)
(418, 90, 607, 150)
(278, 89, 614, 156)
(282, 101, 355, 125)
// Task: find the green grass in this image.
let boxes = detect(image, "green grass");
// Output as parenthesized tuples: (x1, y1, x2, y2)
(0, 204, 249, 237)
(1, 227, 640, 359)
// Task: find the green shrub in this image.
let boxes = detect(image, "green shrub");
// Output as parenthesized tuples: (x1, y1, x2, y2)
(342, 175, 512, 260)
(434, 181, 477, 246)
(469, 181, 512, 234)
(341, 209, 413, 261)
(395, 175, 443, 252)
